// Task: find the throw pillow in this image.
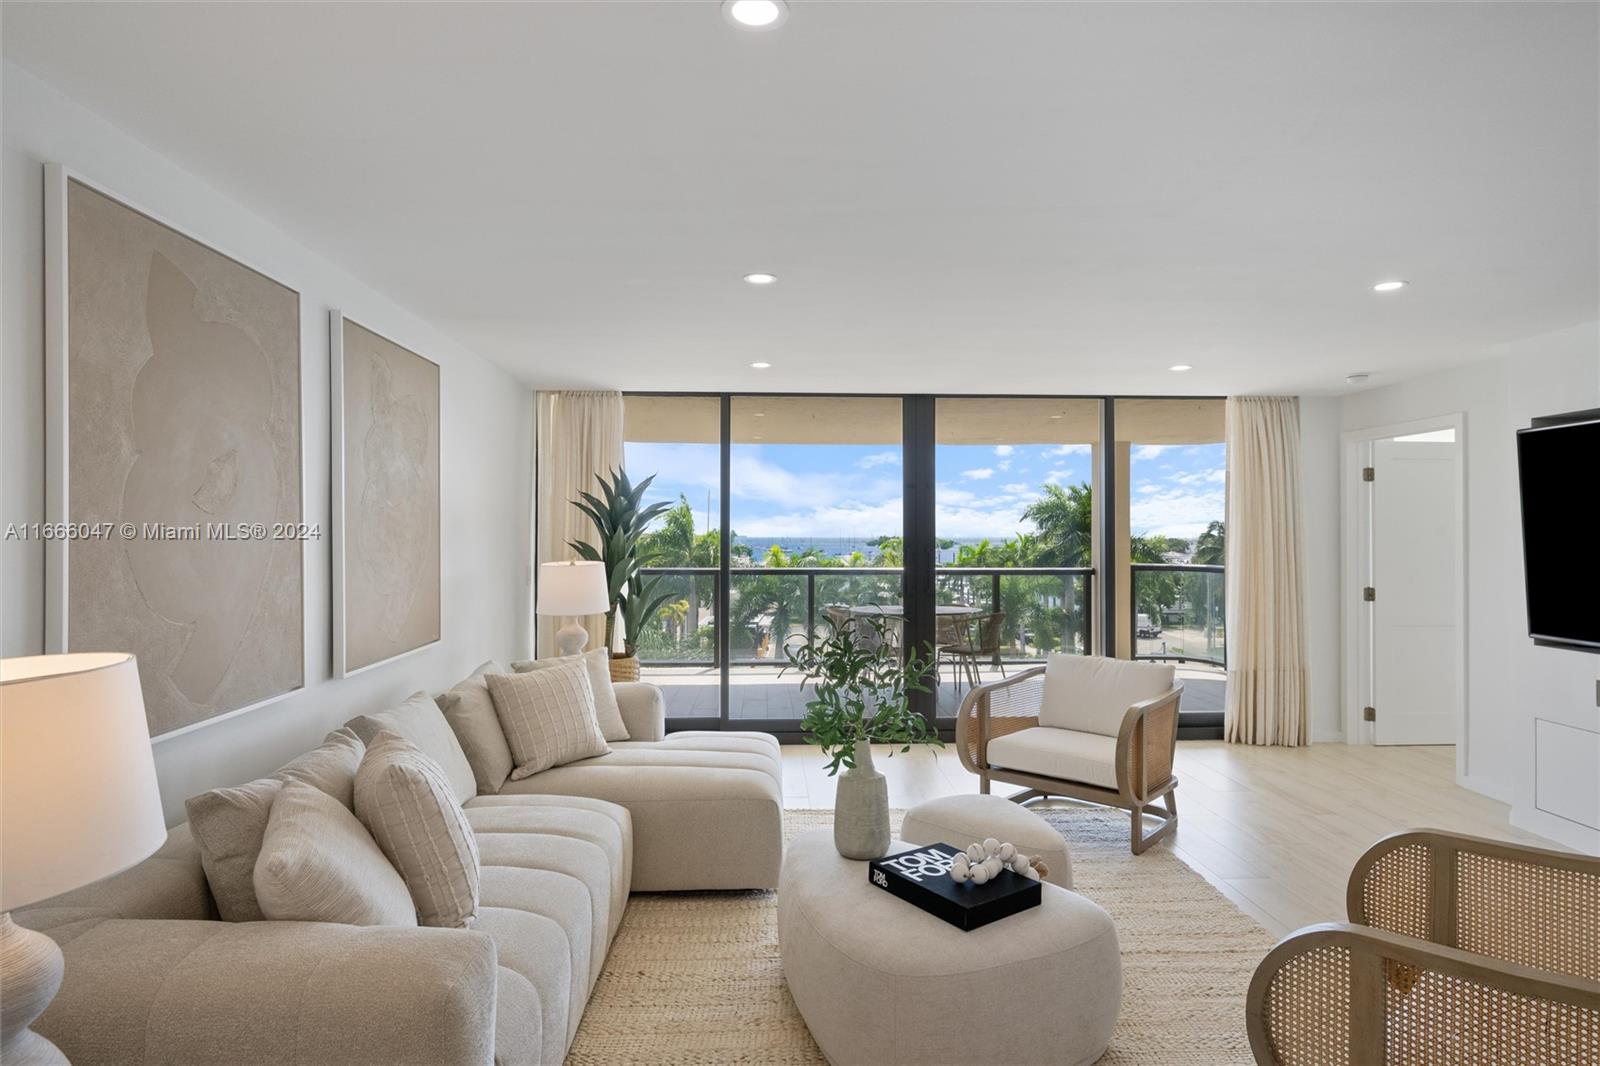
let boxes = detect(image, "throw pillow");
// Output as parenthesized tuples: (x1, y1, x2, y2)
(346, 691, 478, 805)
(511, 648, 629, 741)
(253, 779, 416, 927)
(185, 728, 365, 922)
(437, 661, 515, 795)
(355, 730, 481, 929)
(485, 661, 611, 780)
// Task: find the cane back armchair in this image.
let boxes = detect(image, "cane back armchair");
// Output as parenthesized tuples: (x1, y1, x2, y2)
(955, 655, 1184, 854)
(1247, 829, 1600, 1065)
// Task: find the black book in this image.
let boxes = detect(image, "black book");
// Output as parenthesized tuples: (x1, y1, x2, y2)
(867, 842, 1042, 931)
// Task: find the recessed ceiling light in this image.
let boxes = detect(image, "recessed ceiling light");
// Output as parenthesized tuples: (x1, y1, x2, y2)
(1169, 364, 1193, 372)
(749, 361, 772, 369)
(1346, 372, 1371, 386)
(1373, 280, 1407, 293)
(753, 412, 766, 417)
(723, 0, 787, 28)
(743, 272, 778, 285)
(1048, 414, 1063, 420)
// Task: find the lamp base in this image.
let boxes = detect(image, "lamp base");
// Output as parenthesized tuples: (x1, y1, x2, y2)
(0, 913, 68, 1065)
(555, 620, 590, 658)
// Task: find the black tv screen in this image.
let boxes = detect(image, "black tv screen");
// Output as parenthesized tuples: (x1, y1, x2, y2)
(1516, 416, 1600, 651)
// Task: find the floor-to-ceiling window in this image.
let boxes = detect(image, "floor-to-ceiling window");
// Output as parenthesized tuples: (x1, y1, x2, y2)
(1115, 398, 1227, 729)
(727, 396, 902, 726)
(620, 392, 1224, 735)
(622, 394, 721, 723)
(932, 398, 1101, 719)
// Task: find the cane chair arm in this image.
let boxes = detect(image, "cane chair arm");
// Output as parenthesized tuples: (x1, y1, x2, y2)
(1247, 922, 1600, 1065)
(1112, 684, 1183, 804)
(955, 666, 1044, 775)
(1347, 829, 1600, 982)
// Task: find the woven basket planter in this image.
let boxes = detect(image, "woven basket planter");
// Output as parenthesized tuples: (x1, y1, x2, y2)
(608, 654, 641, 683)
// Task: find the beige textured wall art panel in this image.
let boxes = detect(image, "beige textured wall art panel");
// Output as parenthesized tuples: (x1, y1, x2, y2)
(337, 318, 441, 674)
(64, 179, 304, 736)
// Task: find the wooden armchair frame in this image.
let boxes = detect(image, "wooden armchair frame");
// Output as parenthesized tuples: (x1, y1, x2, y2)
(1247, 829, 1600, 1064)
(954, 665, 1184, 854)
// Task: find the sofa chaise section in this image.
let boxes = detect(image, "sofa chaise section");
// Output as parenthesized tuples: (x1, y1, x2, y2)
(461, 682, 785, 891)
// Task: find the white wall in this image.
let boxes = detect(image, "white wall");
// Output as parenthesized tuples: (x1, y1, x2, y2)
(1298, 396, 1344, 742)
(1339, 322, 1600, 853)
(2, 64, 534, 823)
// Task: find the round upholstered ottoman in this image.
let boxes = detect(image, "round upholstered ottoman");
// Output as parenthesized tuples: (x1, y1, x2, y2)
(901, 793, 1074, 888)
(778, 829, 1120, 1066)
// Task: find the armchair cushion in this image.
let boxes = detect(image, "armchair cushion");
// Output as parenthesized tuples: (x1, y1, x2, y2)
(1038, 654, 1175, 737)
(985, 727, 1119, 790)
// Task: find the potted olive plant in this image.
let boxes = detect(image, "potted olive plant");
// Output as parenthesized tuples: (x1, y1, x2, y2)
(570, 468, 673, 682)
(785, 618, 941, 859)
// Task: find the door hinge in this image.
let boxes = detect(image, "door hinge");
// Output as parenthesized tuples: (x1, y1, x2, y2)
(1363, 706, 1377, 722)
(1363, 466, 1375, 482)
(1363, 586, 1376, 602)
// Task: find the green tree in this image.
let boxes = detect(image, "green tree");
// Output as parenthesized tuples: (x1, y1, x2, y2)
(1193, 521, 1226, 565)
(1021, 483, 1094, 567)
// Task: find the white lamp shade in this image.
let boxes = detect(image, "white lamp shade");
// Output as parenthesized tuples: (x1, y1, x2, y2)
(536, 560, 610, 616)
(1, 653, 166, 911)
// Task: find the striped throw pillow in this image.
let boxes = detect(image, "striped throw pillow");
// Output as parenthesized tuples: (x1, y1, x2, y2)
(485, 660, 611, 779)
(354, 730, 481, 928)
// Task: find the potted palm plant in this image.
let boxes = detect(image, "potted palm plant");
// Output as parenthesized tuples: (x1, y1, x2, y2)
(785, 618, 941, 859)
(570, 468, 673, 682)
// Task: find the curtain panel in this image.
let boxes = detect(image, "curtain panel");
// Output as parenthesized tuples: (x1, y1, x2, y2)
(1223, 396, 1310, 746)
(535, 390, 625, 658)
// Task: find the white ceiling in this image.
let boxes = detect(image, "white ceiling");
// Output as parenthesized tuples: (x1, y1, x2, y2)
(5, 1, 1597, 395)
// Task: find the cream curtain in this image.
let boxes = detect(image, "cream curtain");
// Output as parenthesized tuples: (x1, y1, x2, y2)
(1223, 396, 1309, 746)
(535, 390, 625, 658)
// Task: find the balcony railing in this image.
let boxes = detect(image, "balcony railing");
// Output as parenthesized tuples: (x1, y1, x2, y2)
(635, 565, 1094, 667)
(1129, 563, 1225, 668)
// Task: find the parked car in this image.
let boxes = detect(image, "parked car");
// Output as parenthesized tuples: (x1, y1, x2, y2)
(1136, 613, 1162, 638)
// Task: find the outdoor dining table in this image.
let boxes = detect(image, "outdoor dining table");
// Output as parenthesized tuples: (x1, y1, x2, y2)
(843, 604, 982, 676)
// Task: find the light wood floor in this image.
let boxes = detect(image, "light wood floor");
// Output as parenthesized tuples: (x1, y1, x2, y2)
(781, 740, 1554, 939)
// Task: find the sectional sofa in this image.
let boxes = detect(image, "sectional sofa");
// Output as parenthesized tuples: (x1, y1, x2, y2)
(15, 670, 784, 1065)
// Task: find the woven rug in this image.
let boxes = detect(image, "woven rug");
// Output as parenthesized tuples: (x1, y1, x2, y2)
(567, 807, 1271, 1065)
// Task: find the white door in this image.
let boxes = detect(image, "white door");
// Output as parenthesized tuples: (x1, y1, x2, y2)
(1369, 437, 1461, 745)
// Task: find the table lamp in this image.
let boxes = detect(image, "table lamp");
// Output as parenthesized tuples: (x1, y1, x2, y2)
(1, 653, 166, 1065)
(537, 560, 611, 657)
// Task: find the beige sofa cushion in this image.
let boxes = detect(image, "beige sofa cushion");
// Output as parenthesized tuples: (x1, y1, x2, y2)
(986, 726, 1120, 790)
(355, 731, 481, 929)
(487, 662, 611, 780)
(438, 660, 515, 795)
(512, 649, 628, 742)
(348, 692, 478, 806)
(1038, 654, 1175, 736)
(184, 728, 365, 922)
(254, 780, 417, 926)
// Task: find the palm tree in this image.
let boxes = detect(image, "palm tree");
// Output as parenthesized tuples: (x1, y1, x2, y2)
(1193, 521, 1225, 565)
(1021, 483, 1093, 567)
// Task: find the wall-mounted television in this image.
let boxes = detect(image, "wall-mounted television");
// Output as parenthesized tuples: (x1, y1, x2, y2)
(1516, 410, 1600, 653)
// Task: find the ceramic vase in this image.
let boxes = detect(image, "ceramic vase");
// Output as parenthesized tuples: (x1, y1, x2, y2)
(833, 739, 890, 859)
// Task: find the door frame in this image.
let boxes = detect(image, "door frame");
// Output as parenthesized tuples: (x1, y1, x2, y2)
(1340, 413, 1470, 784)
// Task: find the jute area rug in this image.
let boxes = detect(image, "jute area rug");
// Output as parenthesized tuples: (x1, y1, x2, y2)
(567, 807, 1271, 1065)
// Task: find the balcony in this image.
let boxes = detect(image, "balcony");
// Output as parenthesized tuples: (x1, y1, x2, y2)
(1130, 562, 1226, 733)
(637, 565, 1093, 720)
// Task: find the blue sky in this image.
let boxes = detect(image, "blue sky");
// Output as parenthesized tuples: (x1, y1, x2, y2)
(624, 440, 1225, 543)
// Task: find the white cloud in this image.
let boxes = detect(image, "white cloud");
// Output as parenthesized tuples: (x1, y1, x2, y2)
(1044, 467, 1082, 485)
(1130, 485, 1225, 540)
(1046, 444, 1091, 457)
(962, 467, 995, 481)
(996, 459, 1012, 472)
(1168, 467, 1226, 486)
(1136, 483, 1159, 494)
(994, 445, 1014, 457)
(1001, 483, 1031, 495)
(1133, 445, 1168, 461)
(857, 450, 901, 469)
